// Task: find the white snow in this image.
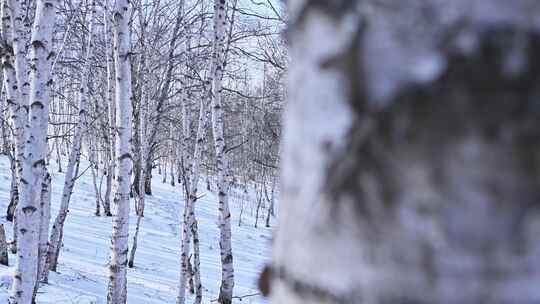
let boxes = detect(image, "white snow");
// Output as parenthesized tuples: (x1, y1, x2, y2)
(0, 155, 272, 303)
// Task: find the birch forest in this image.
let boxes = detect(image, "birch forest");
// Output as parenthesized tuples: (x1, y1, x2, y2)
(1, 0, 540, 304)
(0, 0, 282, 303)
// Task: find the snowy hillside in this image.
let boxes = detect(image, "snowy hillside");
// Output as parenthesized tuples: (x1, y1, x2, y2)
(0, 155, 272, 303)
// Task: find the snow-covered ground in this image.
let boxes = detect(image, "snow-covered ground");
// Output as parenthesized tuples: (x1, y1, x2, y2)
(0, 155, 273, 303)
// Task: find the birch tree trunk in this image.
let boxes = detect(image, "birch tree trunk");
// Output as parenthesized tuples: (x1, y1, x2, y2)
(191, 219, 202, 303)
(103, 0, 115, 217)
(264, 176, 275, 228)
(209, 0, 234, 302)
(271, 1, 540, 303)
(8, 0, 30, 108)
(36, 172, 51, 285)
(0, 224, 8, 266)
(1, 0, 26, 255)
(90, 154, 101, 216)
(107, 0, 133, 302)
(47, 0, 95, 273)
(180, 88, 191, 186)
(6, 152, 18, 224)
(162, 161, 167, 184)
(0, 70, 4, 152)
(9, 0, 57, 302)
(128, 43, 149, 268)
(177, 83, 209, 304)
(177, 197, 191, 304)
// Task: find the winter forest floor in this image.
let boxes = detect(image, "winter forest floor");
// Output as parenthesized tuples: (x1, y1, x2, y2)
(0, 155, 272, 303)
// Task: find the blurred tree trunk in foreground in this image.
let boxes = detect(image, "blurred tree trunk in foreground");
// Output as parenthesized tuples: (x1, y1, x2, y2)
(272, 1, 540, 303)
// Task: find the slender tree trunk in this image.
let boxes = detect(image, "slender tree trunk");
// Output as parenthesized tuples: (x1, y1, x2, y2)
(9, 0, 57, 304)
(127, 214, 142, 268)
(0, 224, 8, 266)
(9, 0, 30, 109)
(209, 0, 234, 302)
(264, 178, 275, 228)
(177, 82, 209, 304)
(177, 199, 192, 304)
(54, 138, 62, 172)
(191, 220, 202, 304)
(271, 1, 540, 303)
(91, 155, 101, 216)
(254, 191, 262, 228)
(128, 45, 149, 267)
(180, 86, 191, 185)
(103, 0, 115, 217)
(170, 160, 175, 187)
(103, 160, 113, 216)
(9, 0, 58, 301)
(107, 0, 133, 302)
(168, 123, 175, 187)
(47, 146, 82, 273)
(1, 0, 26, 258)
(186, 255, 194, 294)
(0, 70, 4, 152)
(9, 155, 18, 254)
(162, 161, 167, 184)
(36, 173, 51, 286)
(144, 160, 152, 195)
(6, 152, 18, 223)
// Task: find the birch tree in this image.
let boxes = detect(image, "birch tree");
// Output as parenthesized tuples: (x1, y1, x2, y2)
(0, 224, 8, 266)
(177, 83, 209, 304)
(177, 24, 207, 302)
(128, 7, 149, 265)
(271, 1, 540, 303)
(1, 0, 26, 256)
(103, 0, 115, 217)
(6, 0, 58, 301)
(36, 172, 51, 285)
(209, 1, 234, 302)
(107, 0, 133, 302)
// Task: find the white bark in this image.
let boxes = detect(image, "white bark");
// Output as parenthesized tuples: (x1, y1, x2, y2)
(7, 0, 30, 108)
(107, 0, 132, 302)
(180, 88, 191, 184)
(0, 70, 5, 151)
(36, 173, 51, 284)
(90, 152, 101, 215)
(209, 0, 234, 302)
(177, 199, 191, 304)
(103, 0, 115, 216)
(9, 0, 58, 302)
(190, 219, 202, 304)
(128, 46, 149, 268)
(1, 0, 26, 206)
(177, 83, 209, 304)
